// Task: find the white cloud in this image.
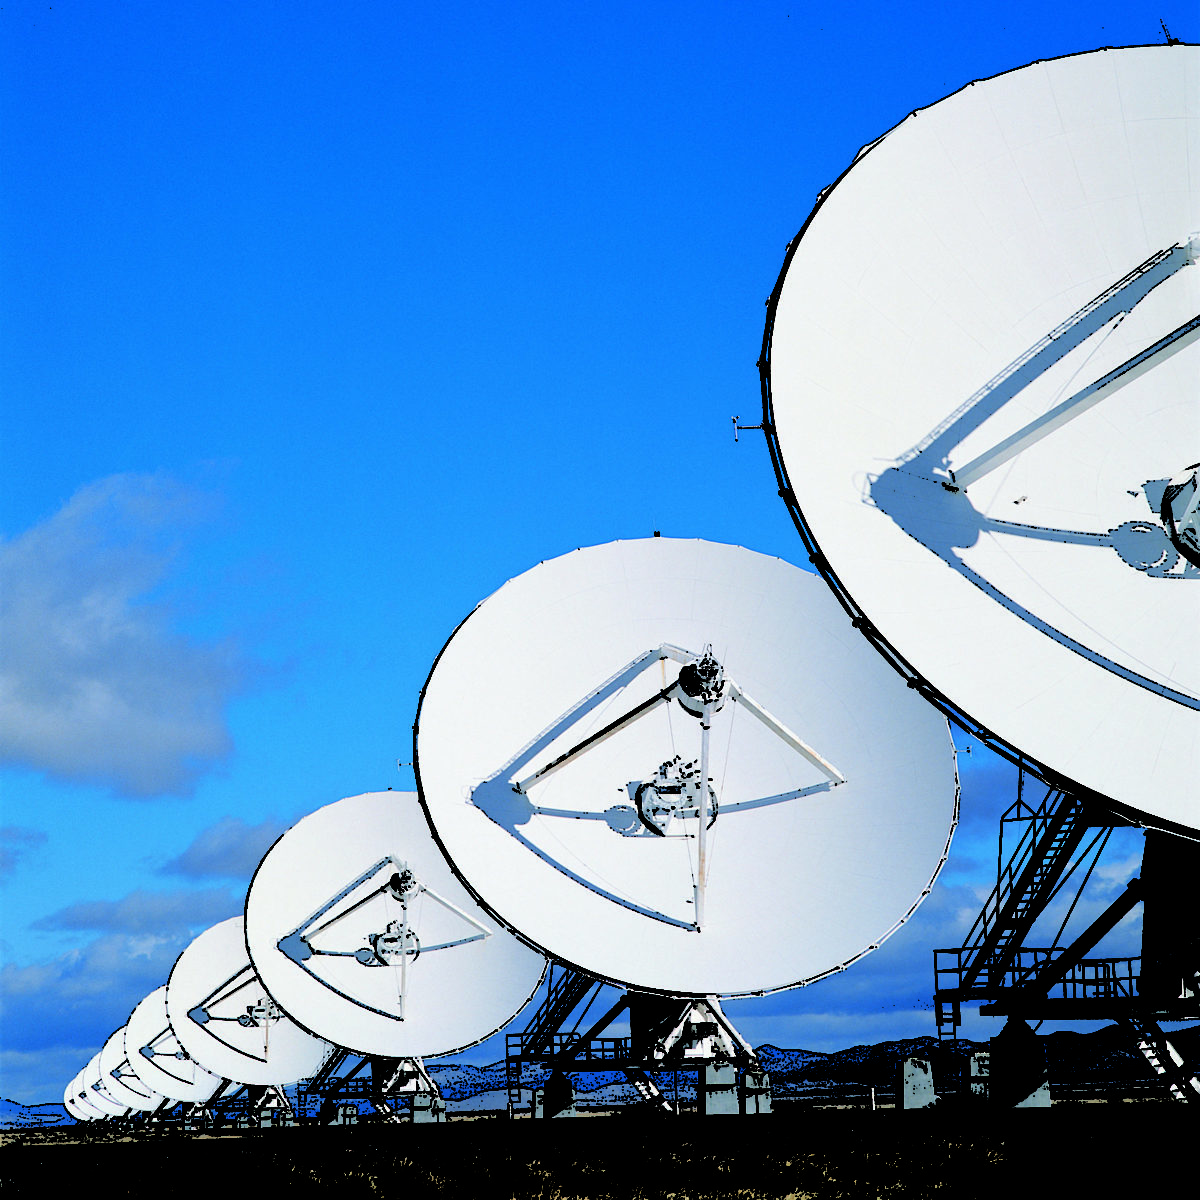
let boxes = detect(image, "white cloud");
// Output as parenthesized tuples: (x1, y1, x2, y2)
(159, 815, 289, 881)
(30, 887, 241, 935)
(0, 933, 188, 1066)
(0, 474, 245, 797)
(1, 888, 244, 1102)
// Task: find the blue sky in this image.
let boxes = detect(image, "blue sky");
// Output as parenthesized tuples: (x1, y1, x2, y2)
(0, 3, 1184, 1105)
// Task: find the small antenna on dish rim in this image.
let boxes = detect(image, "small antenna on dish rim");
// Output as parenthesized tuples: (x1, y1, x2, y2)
(732, 415, 766, 443)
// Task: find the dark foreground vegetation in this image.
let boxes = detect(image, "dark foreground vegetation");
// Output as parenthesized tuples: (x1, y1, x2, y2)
(1, 1105, 1173, 1198)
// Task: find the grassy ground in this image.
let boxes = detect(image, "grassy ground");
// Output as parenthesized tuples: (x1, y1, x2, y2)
(0, 1106, 1172, 1198)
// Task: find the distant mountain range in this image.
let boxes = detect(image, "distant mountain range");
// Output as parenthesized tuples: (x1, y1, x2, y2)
(1, 1097, 74, 1130)
(10, 1025, 1189, 1127)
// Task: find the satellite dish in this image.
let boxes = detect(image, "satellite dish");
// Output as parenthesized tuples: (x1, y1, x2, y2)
(124, 986, 224, 1104)
(415, 538, 958, 996)
(762, 44, 1200, 834)
(65, 1070, 95, 1119)
(98, 1026, 162, 1112)
(165, 916, 334, 1086)
(79, 1052, 131, 1117)
(63, 1075, 102, 1121)
(62, 1082, 84, 1121)
(63, 1094, 93, 1122)
(245, 791, 547, 1059)
(68, 1074, 110, 1121)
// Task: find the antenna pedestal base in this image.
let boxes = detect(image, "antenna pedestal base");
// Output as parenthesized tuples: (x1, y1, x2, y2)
(989, 1019, 1051, 1109)
(201, 1082, 293, 1129)
(298, 1049, 446, 1124)
(372, 1056, 445, 1124)
(531, 1070, 578, 1118)
(507, 965, 772, 1117)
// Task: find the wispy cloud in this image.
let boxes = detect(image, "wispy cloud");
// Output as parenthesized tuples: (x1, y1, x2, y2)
(0, 1045, 101, 1108)
(30, 887, 240, 936)
(2, 885, 244, 1101)
(0, 932, 189, 1062)
(0, 473, 245, 798)
(0, 826, 48, 881)
(159, 815, 288, 882)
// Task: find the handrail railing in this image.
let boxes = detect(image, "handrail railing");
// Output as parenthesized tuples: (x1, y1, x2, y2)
(936, 948, 1140, 1001)
(507, 1032, 632, 1061)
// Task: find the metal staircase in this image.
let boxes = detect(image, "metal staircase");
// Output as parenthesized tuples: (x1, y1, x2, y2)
(1121, 1014, 1200, 1104)
(932, 779, 1200, 1106)
(505, 964, 599, 1112)
(969, 789, 1087, 987)
(624, 1068, 675, 1112)
(521, 965, 597, 1055)
(936, 788, 1090, 1037)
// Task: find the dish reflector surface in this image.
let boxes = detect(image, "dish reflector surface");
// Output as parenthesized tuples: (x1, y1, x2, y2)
(166, 916, 333, 1086)
(80, 1053, 130, 1116)
(64, 1075, 103, 1121)
(245, 791, 547, 1058)
(416, 538, 958, 995)
(98, 1026, 161, 1111)
(125, 986, 223, 1103)
(64, 1092, 95, 1121)
(764, 45, 1200, 832)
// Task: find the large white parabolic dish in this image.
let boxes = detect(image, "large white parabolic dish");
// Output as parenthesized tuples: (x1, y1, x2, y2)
(64, 1074, 104, 1121)
(245, 791, 547, 1058)
(165, 916, 333, 1087)
(97, 1026, 161, 1112)
(124, 986, 223, 1104)
(64, 1090, 97, 1122)
(763, 45, 1200, 833)
(67, 1078, 109, 1121)
(80, 1053, 130, 1117)
(415, 538, 958, 996)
